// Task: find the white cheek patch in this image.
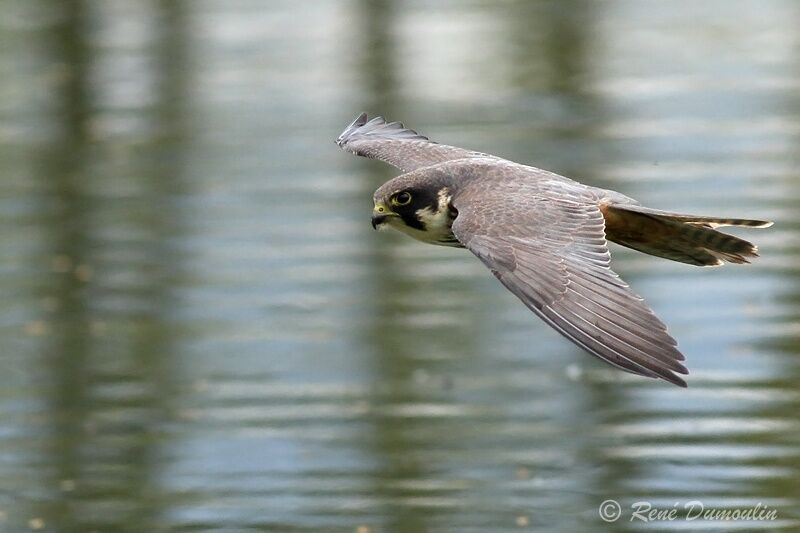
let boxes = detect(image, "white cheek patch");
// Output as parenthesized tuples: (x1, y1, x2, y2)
(415, 189, 455, 242)
(415, 206, 438, 227)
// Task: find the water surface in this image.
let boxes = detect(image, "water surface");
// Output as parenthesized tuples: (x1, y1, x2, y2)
(1, 1, 799, 531)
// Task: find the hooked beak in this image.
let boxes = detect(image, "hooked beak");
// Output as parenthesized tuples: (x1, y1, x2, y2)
(371, 214, 386, 230)
(371, 203, 394, 230)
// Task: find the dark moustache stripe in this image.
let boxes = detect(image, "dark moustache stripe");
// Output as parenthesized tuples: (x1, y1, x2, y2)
(400, 212, 426, 230)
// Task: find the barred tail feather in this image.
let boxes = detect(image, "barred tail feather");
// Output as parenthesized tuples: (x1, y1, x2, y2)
(601, 204, 771, 267)
(656, 215, 772, 229)
(604, 204, 773, 229)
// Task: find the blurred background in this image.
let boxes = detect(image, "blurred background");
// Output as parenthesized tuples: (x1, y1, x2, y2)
(1, 0, 799, 531)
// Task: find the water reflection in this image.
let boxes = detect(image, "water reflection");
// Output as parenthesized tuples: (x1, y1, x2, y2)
(1, 1, 799, 532)
(43, 2, 94, 529)
(3, 1, 189, 530)
(357, 2, 439, 531)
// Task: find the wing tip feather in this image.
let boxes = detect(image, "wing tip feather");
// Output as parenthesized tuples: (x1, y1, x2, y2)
(336, 112, 370, 148)
(335, 112, 430, 150)
(667, 372, 689, 387)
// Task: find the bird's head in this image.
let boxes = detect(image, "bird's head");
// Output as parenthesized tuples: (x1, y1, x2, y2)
(372, 187, 432, 231)
(371, 176, 460, 246)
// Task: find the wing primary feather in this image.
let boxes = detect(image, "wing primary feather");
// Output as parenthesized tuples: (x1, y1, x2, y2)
(544, 305, 688, 386)
(515, 282, 674, 382)
(336, 113, 491, 172)
(564, 287, 678, 349)
(564, 274, 668, 332)
(551, 300, 687, 371)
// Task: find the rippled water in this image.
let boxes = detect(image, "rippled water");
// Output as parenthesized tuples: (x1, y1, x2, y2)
(1, 1, 799, 531)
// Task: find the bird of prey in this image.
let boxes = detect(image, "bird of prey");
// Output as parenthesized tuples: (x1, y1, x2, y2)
(336, 113, 772, 387)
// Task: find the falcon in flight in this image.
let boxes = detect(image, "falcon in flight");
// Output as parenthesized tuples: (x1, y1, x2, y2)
(336, 113, 772, 387)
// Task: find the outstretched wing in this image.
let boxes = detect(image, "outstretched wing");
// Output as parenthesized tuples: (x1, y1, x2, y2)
(336, 113, 492, 173)
(451, 187, 689, 387)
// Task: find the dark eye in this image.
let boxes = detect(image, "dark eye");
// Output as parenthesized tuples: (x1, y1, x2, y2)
(393, 191, 412, 206)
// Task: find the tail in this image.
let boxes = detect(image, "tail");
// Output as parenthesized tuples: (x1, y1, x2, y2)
(601, 204, 773, 267)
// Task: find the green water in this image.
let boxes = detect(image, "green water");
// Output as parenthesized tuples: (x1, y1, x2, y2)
(1, 1, 799, 531)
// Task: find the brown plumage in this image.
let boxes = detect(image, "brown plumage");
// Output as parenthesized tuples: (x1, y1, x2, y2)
(337, 113, 772, 387)
(600, 204, 771, 266)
